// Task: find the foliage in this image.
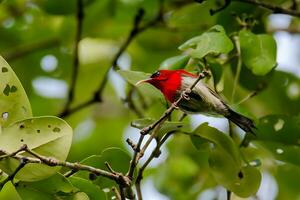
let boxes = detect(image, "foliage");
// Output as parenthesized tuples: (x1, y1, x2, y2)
(0, 0, 299, 200)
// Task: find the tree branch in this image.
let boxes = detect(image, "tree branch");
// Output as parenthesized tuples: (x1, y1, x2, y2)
(123, 87, 145, 118)
(0, 157, 28, 189)
(119, 185, 126, 200)
(60, 0, 84, 117)
(291, 0, 298, 10)
(135, 131, 173, 200)
(234, 0, 300, 17)
(1, 37, 60, 62)
(59, 0, 164, 117)
(231, 35, 242, 103)
(112, 186, 122, 200)
(0, 146, 131, 187)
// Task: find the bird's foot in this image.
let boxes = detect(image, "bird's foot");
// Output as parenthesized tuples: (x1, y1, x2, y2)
(181, 89, 191, 100)
(172, 102, 179, 109)
(200, 69, 210, 77)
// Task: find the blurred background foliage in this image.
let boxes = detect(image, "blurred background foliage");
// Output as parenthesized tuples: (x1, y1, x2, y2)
(0, 0, 300, 199)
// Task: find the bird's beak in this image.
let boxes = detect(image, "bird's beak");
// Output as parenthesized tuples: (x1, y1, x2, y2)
(135, 79, 151, 86)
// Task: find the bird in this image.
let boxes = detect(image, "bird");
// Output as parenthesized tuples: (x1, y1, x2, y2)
(136, 69, 255, 134)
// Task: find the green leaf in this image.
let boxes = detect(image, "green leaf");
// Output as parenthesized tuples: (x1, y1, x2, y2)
(190, 135, 210, 151)
(69, 177, 106, 200)
(118, 70, 163, 101)
(131, 118, 189, 139)
(192, 123, 241, 165)
(239, 30, 277, 76)
(275, 164, 300, 200)
(247, 71, 300, 115)
(179, 25, 233, 59)
(0, 56, 32, 127)
(258, 141, 300, 166)
(159, 55, 190, 70)
(209, 61, 223, 87)
(193, 123, 261, 197)
(0, 182, 22, 200)
(254, 115, 300, 145)
(244, 115, 300, 165)
(237, 63, 273, 91)
(209, 148, 261, 197)
(72, 192, 90, 200)
(118, 70, 151, 85)
(0, 117, 73, 181)
(75, 148, 131, 188)
(168, 2, 216, 30)
(16, 173, 76, 199)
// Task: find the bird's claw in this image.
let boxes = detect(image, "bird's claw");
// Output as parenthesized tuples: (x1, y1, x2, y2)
(172, 102, 179, 109)
(200, 69, 210, 77)
(181, 89, 191, 100)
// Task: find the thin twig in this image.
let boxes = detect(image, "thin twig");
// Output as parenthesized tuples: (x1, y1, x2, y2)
(0, 147, 131, 187)
(58, 99, 95, 118)
(59, 0, 164, 117)
(127, 135, 145, 179)
(178, 113, 187, 121)
(236, 91, 257, 105)
(231, 35, 242, 103)
(60, 0, 84, 116)
(291, 0, 298, 10)
(64, 169, 79, 177)
(123, 87, 144, 118)
(126, 138, 137, 151)
(135, 131, 173, 200)
(105, 162, 116, 174)
(1, 37, 60, 62)
(137, 124, 163, 161)
(119, 185, 126, 200)
(0, 144, 27, 160)
(0, 157, 28, 189)
(234, 0, 300, 17)
(112, 186, 122, 200)
(94, 1, 164, 100)
(227, 189, 232, 200)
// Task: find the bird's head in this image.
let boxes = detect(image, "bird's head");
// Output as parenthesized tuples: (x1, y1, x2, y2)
(136, 69, 197, 102)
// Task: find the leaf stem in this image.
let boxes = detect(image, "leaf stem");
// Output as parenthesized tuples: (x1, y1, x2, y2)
(231, 35, 242, 103)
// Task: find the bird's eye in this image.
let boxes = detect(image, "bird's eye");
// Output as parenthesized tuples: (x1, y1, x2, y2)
(150, 71, 160, 78)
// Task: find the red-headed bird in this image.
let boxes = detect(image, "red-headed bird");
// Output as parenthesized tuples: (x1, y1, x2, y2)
(136, 69, 255, 133)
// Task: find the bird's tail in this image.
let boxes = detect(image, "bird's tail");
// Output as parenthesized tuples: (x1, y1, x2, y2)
(226, 109, 256, 134)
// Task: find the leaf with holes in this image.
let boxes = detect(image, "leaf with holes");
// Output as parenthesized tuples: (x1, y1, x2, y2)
(0, 117, 73, 181)
(209, 147, 261, 197)
(0, 56, 32, 127)
(243, 115, 300, 165)
(192, 123, 261, 197)
(257, 141, 300, 166)
(239, 30, 277, 76)
(159, 55, 190, 70)
(179, 25, 233, 59)
(248, 115, 300, 145)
